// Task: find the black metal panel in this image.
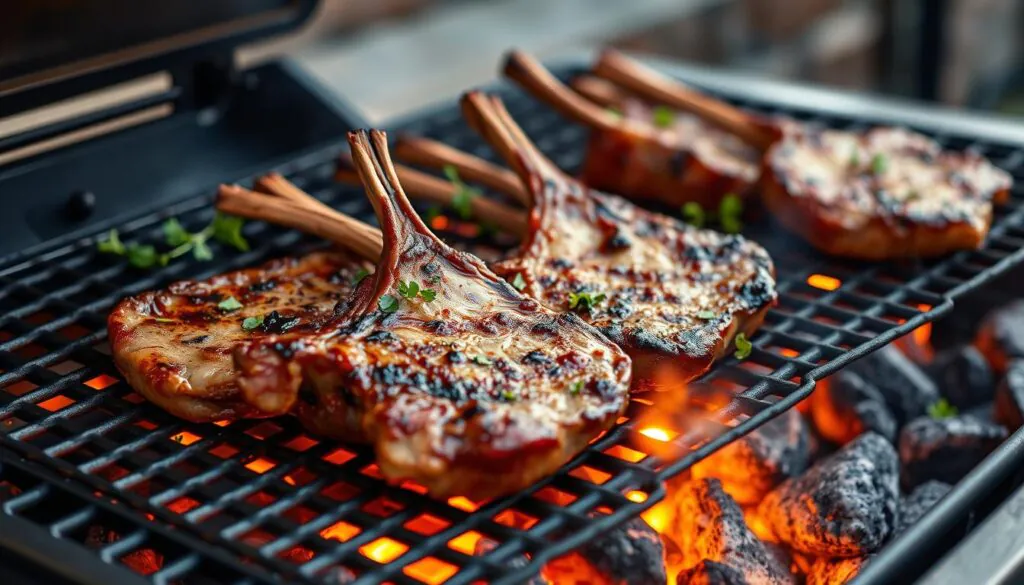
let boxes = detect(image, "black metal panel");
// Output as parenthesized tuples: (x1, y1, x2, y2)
(2, 60, 1024, 585)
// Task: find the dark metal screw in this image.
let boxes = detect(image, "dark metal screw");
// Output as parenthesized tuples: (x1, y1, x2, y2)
(66, 190, 96, 219)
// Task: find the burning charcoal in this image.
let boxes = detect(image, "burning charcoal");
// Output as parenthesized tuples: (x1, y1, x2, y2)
(805, 556, 867, 585)
(670, 478, 792, 584)
(692, 409, 810, 505)
(543, 517, 666, 585)
(758, 433, 899, 557)
(477, 538, 547, 585)
(994, 360, 1024, 431)
(810, 371, 898, 444)
(848, 346, 939, 425)
(898, 414, 1006, 490)
(676, 560, 748, 585)
(928, 346, 995, 409)
(895, 481, 952, 537)
(975, 300, 1024, 373)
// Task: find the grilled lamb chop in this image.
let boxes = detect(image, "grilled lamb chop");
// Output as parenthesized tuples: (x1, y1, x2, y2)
(395, 92, 776, 389)
(503, 50, 760, 209)
(228, 130, 632, 498)
(592, 50, 1012, 260)
(108, 251, 368, 422)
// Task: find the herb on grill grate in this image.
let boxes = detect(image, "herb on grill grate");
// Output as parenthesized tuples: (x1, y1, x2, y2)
(353, 268, 371, 285)
(241, 315, 264, 331)
(568, 291, 607, 312)
(927, 398, 958, 420)
(443, 165, 480, 220)
(378, 295, 399, 313)
(734, 333, 753, 359)
(217, 296, 243, 312)
(97, 213, 248, 268)
(97, 229, 126, 254)
(126, 243, 162, 268)
(511, 273, 527, 291)
(652, 105, 675, 128)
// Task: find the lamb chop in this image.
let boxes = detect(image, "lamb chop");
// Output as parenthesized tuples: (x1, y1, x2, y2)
(592, 50, 1012, 260)
(393, 92, 776, 388)
(224, 130, 632, 498)
(502, 50, 760, 209)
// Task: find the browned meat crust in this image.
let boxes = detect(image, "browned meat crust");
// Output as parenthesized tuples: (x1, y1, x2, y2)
(107, 251, 367, 422)
(762, 127, 1011, 259)
(233, 131, 632, 499)
(459, 91, 777, 389)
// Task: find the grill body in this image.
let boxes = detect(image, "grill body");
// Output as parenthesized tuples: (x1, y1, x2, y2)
(2, 56, 1024, 585)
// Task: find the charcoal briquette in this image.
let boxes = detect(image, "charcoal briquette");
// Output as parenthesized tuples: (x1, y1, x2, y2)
(692, 409, 810, 504)
(676, 560, 752, 585)
(758, 433, 899, 557)
(848, 345, 939, 425)
(995, 360, 1024, 431)
(573, 517, 667, 585)
(928, 345, 995, 409)
(895, 480, 952, 536)
(476, 538, 547, 585)
(805, 556, 867, 585)
(811, 370, 898, 444)
(975, 300, 1024, 373)
(898, 414, 1006, 490)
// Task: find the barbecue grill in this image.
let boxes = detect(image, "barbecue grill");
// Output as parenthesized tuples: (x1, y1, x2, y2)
(3, 4, 1024, 585)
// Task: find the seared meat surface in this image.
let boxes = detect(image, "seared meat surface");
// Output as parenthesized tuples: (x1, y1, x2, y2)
(233, 130, 631, 498)
(763, 126, 1011, 259)
(108, 251, 367, 422)
(458, 91, 776, 388)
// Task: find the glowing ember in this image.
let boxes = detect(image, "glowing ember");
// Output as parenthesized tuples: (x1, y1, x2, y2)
(85, 374, 118, 389)
(38, 395, 74, 411)
(404, 557, 458, 584)
(170, 431, 201, 445)
(627, 490, 648, 503)
(360, 537, 408, 563)
(448, 531, 482, 554)
(447, 496, 481, 512)
(639, 427, 674, 442)
(430, 215, 450, 231)
(807, 274, 841, 291)
(244, 457, 276, 474)
(321, 521, 360, 542)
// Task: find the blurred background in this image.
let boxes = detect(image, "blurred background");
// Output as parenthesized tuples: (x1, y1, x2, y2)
(239, 0, 1024, 123)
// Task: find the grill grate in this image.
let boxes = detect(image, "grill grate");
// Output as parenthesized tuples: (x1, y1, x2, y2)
(3, 64, 1024, 585)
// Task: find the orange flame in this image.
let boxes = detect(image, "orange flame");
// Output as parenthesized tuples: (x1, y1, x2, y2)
(807, 274, 841, 291)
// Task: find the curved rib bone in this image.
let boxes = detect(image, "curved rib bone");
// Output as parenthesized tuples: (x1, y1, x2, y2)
(394, 135, 526, 205)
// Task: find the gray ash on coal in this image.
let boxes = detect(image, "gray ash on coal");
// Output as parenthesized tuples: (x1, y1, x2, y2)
(676, 560, 752, 585)
(975, 299, 1024, 373)
(758, 433, 899, 557)
(848, 346, 939, 425)
(692, 409, 810, 505)
(542, 517, 666, 585)
(670, 478, 793, 584)
(995, 360, 1024, 431)
(928, 345, 995, 409)
(898, 414, 1007, 490)
(895, 481, 952, 536)
(476, 538, 547, 585)
(805, 556, 867, 585)
(811, 370, 898, 444)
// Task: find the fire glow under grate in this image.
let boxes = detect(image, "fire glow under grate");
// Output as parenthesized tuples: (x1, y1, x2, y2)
(3, 63, 1024, 585)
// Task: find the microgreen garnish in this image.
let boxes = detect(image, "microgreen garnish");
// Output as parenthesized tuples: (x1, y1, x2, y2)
(568, 291, 607, 312)
(696, 310, 716, 320)
(871, 153, 888, 175)
(511, 273, 527, 291)
(733, 333, 753, 360)
(242, 315, 264, 331)
(570, 380, 584, 395)
(501, 389, 517, 401)
(218, 296, 243, 312)
(443, 165, 481, 220)
(681, 202, 705, 228)
(472, 355, 493, 366)
(378, 295, 399, 313)
(353, 268, 371, 285)
(652, 105, 675, 129)
(928, 398, 958, 420)
(97, 213, 248, 269)
(398, 280, 437, 302)
(98, 229, 126, 255)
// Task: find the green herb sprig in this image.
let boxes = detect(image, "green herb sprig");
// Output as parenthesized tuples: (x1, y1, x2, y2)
(444, 165, 482, 221)
(242, 315, 265, 331)
(681, 194, 743, 234)
(733, 333, 753, 360)
(398, 280, 437, 302)
(97, 212, 249, 269)
(652, 105, 675, 129)
(928, 398, 958, 420)
(568, 291, 607, 312)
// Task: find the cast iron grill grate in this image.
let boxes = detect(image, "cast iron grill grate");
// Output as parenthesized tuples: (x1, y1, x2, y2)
(3, 65, 1024, 585)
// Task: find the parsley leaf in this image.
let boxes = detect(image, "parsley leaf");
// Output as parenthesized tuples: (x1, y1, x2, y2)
(419, 289, 437, 302)
(472, 355, 492, 366)
(733, 333, 753, 360)
(352, 268, 371, 285)
(696, 310, 716, 320)
(242, 315, 264, 331)
(682, 202, 705, 228)
(652, 105, 675, 128)
(191, 238, 214, 261)
(511, 273, 527, 291)
(928, 398, 958, 420)
(718, 194, 743, 234)
(568, 291, 607, 312)
(163, 218, 191, 247)
(570, 380, 584, 395)
(212, 213, 249, 252)
(443, 165, 480, 220)
(398, 280, 420, 300)
(218, 296, 243, 312)
(871, 153, 888, 175)
(378, 295, 399, 313)
(98, 229, 127, 255)
(501, 389, 517, 401)
(126, 244, 161, 268)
